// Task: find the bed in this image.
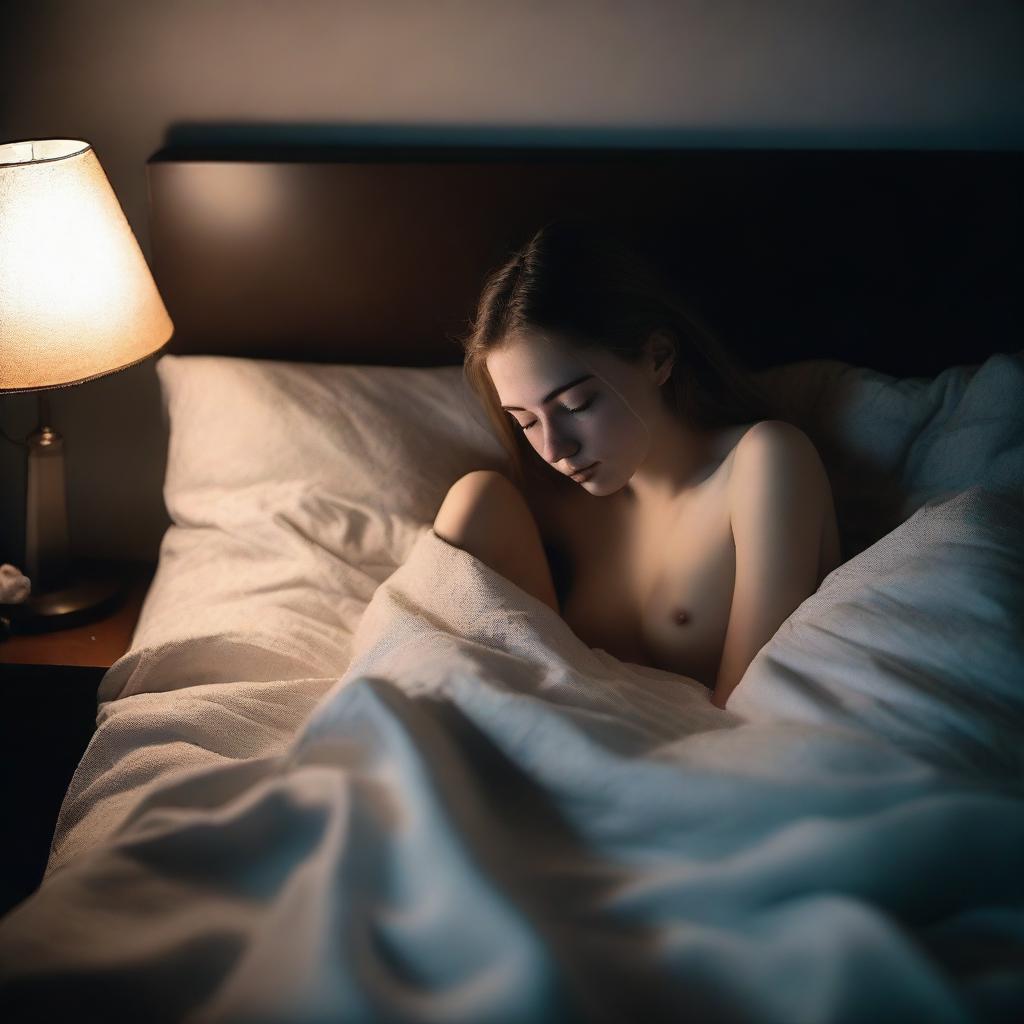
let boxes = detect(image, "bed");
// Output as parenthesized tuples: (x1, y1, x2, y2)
(1, 144, 1023, 1023)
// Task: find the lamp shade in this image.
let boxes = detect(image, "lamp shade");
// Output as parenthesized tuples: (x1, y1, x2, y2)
(0, 138, 173, 393)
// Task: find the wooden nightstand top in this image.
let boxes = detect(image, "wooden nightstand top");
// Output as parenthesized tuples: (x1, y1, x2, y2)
(0, 560, 156, 670)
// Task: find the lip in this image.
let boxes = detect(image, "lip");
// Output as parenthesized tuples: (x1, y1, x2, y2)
(569, 461, 599, 482)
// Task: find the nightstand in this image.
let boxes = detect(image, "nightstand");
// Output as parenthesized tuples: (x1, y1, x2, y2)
(0, 559, 156, 918)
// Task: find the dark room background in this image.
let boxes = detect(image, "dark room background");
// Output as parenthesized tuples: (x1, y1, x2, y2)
(1, 0, 1022, 566)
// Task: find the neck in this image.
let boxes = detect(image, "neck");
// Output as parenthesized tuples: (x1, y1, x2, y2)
(621, 410, 717, 510)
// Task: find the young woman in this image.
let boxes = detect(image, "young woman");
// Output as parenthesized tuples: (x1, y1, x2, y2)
(433, 218, 841, 709)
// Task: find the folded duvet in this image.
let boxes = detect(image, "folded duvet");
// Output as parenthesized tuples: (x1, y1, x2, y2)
(1, 488, 1023, 1023)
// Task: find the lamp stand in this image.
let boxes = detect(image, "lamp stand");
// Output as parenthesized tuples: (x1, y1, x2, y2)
(2, 392, 128, 634)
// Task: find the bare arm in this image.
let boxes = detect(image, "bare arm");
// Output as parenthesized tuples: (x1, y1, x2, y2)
(711, 420, 830, 709)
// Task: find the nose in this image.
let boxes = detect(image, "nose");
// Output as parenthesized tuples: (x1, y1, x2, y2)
(538, 422, 580, 468)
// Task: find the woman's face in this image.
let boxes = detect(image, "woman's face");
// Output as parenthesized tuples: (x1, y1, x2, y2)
(486, 329, 669, 495)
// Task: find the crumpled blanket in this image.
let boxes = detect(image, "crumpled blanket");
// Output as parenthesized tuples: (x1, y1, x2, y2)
(1, 500, 1023, 1023)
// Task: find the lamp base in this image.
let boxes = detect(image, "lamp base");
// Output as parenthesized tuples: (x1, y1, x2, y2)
(0, 560, 128, 635)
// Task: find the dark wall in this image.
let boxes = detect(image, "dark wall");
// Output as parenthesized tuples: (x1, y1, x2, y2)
(2, 1, 1022, 564)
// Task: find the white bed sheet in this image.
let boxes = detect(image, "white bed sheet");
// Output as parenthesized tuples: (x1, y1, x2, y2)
(1, 486, 1022, 1023)
(43, 348, 1024, 881)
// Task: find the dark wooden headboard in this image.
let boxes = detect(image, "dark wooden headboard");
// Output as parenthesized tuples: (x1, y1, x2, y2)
(146, 145, 1023, 376)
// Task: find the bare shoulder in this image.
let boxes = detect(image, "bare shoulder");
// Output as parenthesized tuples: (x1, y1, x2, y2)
(728, 419, 829, 501)
(734, 419, 820, 458)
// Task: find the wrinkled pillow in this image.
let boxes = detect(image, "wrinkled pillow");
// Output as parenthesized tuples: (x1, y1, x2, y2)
(729, 486, 1024, 781)
(158, 355, 513, 563)
(155, 348, 1024, 573)
(106, 356, 512, 699)
(117, 349, 1022, 701)
(756, 349, 1024, 556)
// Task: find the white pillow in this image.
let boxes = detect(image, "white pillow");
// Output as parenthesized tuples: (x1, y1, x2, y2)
(754, 349, 1024, 556)
(157, 355, 509, 562)
(151, 348, 1023, 574)
(103, 356, 511, 700)
(728, 486, 1024, 780)
(110, 349, 1022, 702)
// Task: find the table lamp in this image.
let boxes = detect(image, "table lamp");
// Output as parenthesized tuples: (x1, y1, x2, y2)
(0, 138, 173, 633)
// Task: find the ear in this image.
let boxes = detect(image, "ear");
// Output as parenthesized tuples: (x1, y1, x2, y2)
(645, 329, 676, 386)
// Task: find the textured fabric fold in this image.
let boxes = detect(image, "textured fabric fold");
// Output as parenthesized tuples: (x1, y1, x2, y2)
(3, 505, 1023, 1023)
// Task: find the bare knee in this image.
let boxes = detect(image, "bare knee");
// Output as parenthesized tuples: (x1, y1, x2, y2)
(432, 471, 559, 614)
(432, 470, 519, 550)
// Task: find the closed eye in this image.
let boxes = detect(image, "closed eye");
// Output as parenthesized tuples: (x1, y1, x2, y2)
(518, 397, 595, 431)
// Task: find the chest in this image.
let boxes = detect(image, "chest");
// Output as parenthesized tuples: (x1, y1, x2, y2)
(548, 477, 736, 686)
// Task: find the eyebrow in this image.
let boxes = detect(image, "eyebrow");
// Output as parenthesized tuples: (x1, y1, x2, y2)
(500, 374, 595, 412)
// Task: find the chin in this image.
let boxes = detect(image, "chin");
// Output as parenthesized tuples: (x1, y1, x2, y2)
(585, 476, 620, 497)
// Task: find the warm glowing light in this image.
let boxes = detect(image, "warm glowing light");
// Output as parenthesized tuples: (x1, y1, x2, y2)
(0, 138, 174, 392)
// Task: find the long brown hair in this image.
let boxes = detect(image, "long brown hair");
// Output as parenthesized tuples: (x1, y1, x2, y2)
(459, 217, 775, 491)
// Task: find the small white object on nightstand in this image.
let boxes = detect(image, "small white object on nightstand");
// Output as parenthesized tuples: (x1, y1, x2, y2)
(0, 564, 30, 604)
